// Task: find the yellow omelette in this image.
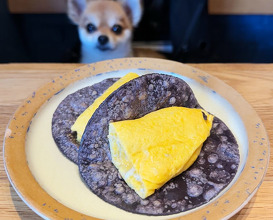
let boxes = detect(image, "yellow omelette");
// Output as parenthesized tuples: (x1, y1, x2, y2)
(108, 107, 214, 199)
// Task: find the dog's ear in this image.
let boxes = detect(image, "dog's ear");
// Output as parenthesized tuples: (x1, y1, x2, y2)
(67, 0, 86, 24)
(120, 0, 143, 27)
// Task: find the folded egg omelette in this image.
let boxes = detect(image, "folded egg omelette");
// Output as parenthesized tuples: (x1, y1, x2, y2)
(108, 107, 214, 199)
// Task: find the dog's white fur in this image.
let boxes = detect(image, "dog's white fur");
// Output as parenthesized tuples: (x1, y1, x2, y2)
(68, 0, 142, 63)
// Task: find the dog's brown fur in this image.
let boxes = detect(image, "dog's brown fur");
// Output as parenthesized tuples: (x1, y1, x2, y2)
(68, 0, 142, 63)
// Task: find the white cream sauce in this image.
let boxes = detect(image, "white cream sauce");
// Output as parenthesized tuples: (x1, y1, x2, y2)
(25, 69, 248, 220)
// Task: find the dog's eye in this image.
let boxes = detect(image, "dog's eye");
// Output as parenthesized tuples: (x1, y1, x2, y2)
(112, 24, 123, 34)
(86, 23, 97, 33)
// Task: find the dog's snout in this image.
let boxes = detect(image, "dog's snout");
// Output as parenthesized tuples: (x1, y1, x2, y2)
(98, 35, 109, 45)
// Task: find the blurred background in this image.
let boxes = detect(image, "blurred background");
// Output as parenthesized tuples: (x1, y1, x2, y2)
(1, 0, 273, 63)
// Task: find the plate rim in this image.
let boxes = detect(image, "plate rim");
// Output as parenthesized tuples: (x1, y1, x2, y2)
(3, 58, 270, 220)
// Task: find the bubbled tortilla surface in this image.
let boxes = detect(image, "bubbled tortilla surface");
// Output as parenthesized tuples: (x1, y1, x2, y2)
(79, 73, 240, 215)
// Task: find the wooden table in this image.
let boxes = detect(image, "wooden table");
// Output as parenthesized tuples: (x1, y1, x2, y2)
(0, 63, 272, 219)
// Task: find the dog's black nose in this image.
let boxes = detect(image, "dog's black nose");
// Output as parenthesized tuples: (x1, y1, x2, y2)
(98, 35, 109, 45)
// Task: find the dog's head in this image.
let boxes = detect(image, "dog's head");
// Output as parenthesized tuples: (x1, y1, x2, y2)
(68, 0, 142, 52)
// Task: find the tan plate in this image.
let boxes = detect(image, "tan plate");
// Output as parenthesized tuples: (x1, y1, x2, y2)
(3, 58, 269, 219)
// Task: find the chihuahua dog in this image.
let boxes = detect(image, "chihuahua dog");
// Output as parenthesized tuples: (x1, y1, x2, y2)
(67, 0, 142, 63)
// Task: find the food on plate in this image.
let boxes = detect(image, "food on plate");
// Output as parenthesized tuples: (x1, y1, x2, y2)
(52, 72, 239, 215)
(77, 73, 239, 215)
(108, 107, 214, 199)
